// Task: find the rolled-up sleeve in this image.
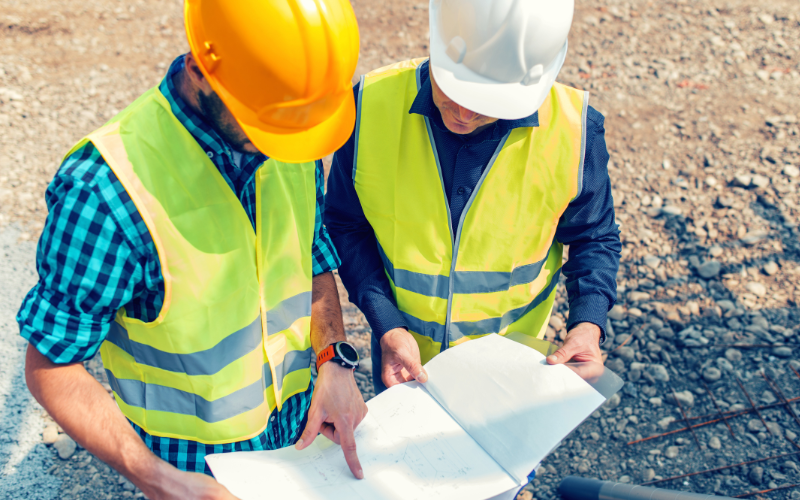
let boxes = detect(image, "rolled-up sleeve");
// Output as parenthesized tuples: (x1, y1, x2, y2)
(311, 160, 341, 276)
(555, 107, 621, 339)
(17, 146, 146, 364)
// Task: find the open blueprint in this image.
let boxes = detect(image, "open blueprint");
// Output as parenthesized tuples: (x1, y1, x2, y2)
(206, 334, 623, 500)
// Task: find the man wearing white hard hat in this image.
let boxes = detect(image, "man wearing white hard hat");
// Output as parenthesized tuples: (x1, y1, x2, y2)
(326, 0, 621, 393)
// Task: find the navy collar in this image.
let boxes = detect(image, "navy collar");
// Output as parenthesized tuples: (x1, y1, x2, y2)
(408, 60, 538, 138)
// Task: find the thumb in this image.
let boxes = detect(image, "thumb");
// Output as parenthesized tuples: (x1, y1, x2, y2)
(296, 405, 324, 450)
(397, 348, 428, 383)
(547, 342, 579, 365)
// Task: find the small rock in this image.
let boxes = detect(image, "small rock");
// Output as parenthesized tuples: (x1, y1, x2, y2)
(741, 231, 769, 246)
(773, 346, 793, 358)
(628, 308, 643, 318)
(658, 416, 676, 430)
(549, 315, 565, 330)
(617, 346, 635, 362)
(703, 366, 722, 382)
(733, 174, 752, 187)
(661, 205, 682, 216)
(765, 422, 784, 438)
(649, 397, 662, 406)
(629, 291, 651, 302)
(748, 419, 765, 433)
(749, 466, 764, 485)
(709, 245, 724, 257)
(669, 390, 695, 408)
(761, 391, 777, 404)
(646, 364, 670, 383)
(358, 357, 373, 374)
(763, 262, 779, 276)
(717, 300, 735, 312)
(643, 255, 661, 270)
(517, 491, 533, 500)
(42, 425, 59, 445)
(608, 305, 626, 321)
(604, 393, 621, 410)
(709, 437, 722, 450)
(698, 260, 722, 279)
(644, 468, 655, 482)
(784, 165, 800, 178)
(619, 475, 631, 484)
(746, 282, 767, 297)
(54, 434, 77, 460)
(665, 446, 680, 459)
(751, 175, 770, 188)
(705, 176, 718, 187)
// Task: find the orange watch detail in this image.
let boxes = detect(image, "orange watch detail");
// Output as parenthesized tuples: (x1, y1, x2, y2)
(316, 345, 337, 371)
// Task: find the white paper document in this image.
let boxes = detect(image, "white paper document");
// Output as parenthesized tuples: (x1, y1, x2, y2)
(206, 334, 620, 500)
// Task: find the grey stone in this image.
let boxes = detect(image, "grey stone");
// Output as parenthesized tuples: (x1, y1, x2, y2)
(708, 436, 722, 450)
(54, 434, 77, 460)
(608, 305, 626, 321)
(746, 282, 767, 297)
(643, 255, 661, 269)
(629, 291, 651, 302)
(604, 393, 621, 410)
(645, 364, 670, 383)
(716, 357, 734, 372)
(709, 245, 724, 257)
(41, 425, 59, 445)
(717, 300, 735, 312)
(773, 346, 793, 358)
(657, 328, 675, 339)
(751, 174, 770, 188)
(658, 416, 676, 429)
(733, 174, 752, 187)
(649, 397, 662, 406)
(747, 419, 765, 433)
(725, 348, 743, 363)
(606, 357, 626, 374)
(668, 390, 695, 408)
(765, 422, 784, 438)
(661, 205, 683, 216)
(357, 357, 373, 374)
(763, 261, 779, 276)
(703, 366, 722, 382)
(698, 260, 722, 279)
(665, 446, 680, 459)
(761, 391, 777, 404)
(749, 466, 764, 485)
(617, 346, 635, 362)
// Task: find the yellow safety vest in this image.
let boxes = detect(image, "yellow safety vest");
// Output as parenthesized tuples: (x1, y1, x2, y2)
(354, 59, 588, 365)
(65, 87, 316, 444)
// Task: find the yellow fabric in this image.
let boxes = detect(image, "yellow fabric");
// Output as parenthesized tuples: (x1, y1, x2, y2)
(355, 60, 586, 365)
(65, 87, 315, 443)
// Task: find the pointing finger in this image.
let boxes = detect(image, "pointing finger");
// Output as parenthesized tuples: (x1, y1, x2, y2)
(338, 423, 364, 479)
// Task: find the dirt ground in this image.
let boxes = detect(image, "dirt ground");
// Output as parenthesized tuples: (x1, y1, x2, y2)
(1, 0, 800, 499)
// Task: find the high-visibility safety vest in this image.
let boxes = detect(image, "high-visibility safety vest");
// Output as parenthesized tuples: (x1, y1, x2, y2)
(353, 59, 588, 365)
(65, 87, 316, 444)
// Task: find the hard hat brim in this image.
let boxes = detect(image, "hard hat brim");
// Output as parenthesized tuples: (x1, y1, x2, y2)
(236, 90, 356, 164)
(429, 35, 569, 121)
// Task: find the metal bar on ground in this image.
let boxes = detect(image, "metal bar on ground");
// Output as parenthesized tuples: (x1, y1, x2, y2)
(734, 484, 799, 498)
(735, 375, 772, 436)
(642, 451, 800, 486)
(761, 372, 800, 429)
(702, 379, 734, 438)
(670, 385, 701, 449)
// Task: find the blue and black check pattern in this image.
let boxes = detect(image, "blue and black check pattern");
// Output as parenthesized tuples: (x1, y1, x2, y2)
(17, 54, 338, 474)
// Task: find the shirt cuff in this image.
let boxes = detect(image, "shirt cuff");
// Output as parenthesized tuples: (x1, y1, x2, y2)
(358, 293, 408, 340)
(566, 294, 610, 345)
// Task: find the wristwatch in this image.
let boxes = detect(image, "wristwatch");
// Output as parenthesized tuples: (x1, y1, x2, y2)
(316, 341, 360, 371)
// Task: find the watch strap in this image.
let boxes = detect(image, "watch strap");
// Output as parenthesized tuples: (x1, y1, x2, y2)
(316, 344, 336, 371)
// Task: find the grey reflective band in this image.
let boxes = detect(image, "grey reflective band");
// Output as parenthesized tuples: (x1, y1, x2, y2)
(379, 240, 555, 298)
(401, 268, 561, 344)
(107, 293, 310, 376)
(106, 316, 262, 377)
(266, 291, 312, 336)
(352, 74, 366, 184)
(572, 91, 590, 202)
(107, 347, 314, 423)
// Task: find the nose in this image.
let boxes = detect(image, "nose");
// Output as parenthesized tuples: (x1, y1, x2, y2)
(456, 105, 479, 122)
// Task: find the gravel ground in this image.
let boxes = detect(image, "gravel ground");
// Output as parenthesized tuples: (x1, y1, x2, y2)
(2, 0, 800, 498)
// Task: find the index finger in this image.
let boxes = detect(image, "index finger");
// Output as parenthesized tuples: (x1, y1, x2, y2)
(338, 423, 364, 480)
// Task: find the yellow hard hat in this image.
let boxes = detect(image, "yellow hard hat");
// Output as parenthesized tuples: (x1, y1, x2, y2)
(184, 0, 360, 163)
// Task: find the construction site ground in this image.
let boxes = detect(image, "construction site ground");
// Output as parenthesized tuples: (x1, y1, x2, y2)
(1, 0, 799, 498)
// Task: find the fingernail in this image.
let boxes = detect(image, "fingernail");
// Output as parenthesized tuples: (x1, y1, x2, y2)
(357, 469, 364, 479)
(547, 355, 557, 363)
(416, 371, 428, 383)
(295, 438, 304, 449)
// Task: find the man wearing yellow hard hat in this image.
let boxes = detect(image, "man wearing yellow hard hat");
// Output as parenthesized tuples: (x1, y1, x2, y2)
(19, 0, 366, 498)
(326, 0, 622, 393)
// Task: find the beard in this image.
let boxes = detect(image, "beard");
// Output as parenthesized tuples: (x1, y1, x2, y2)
(197, 91, 253, 154)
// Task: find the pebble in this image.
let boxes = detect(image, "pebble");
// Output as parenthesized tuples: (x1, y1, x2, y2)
(42, 424, 59, 445)
(358, 357, 373, 374)
(661, 205, 682, 216)
(748, 466, 764, 485)
(784, 165, 800, 178)
(708, 437, 722, 450)
(751, 174, 770, 188)
(746, 282, 767, 297)
(709, 245, 724, 257)
(54, 434, 77, 460)
(665, 446, 680, 459)
(669, 390, 695, 408)
(549, 315, 565, 330)
(604, 393, 622, 410)
(716, 357, 734, 372)
(747, 419, 765, 433)
(698, 260, 722, 279)
(644, 468, 655, 482)
(608, 305, 626, 321)
(516, 491, 533, 500)
(617, 346, 635, 362)
(629, 291, 651, 302)
(646, 364, 670, 383)
(658, 416, 676, 430)
(627, 308, 643, 318)
(762, 261, 779, 276)
(772, 346, 793, 358)
(649, 397, 662, 406)
(702, 366, 722, 382)
(733, 174, 752, 187)
(643, 255, 661, 269)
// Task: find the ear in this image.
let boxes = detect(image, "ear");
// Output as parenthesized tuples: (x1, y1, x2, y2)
(184, 53, 214, 94)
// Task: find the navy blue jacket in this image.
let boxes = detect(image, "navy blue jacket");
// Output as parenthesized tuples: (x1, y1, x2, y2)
(325, 61, 621, 341)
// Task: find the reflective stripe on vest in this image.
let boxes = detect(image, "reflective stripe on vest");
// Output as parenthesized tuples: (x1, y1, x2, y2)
(64, 87, 316, 444)
(353, 59, 587, 364)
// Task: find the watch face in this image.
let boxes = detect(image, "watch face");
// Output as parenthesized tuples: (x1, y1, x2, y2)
(336, 342, 359, 365)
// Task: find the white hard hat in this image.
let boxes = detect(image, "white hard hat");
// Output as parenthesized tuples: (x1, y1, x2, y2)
(429, 0, 574, 120)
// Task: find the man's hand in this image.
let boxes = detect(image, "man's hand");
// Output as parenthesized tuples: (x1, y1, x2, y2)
(145, 463, 240, 500)
(380, 328, 428, 388)
(547, 322, 603, 365)
(296, 363, 368, 479)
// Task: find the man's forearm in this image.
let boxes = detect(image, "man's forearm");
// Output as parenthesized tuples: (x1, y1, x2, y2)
(310, 272, 347, 353)
(24, 344, 173, 498)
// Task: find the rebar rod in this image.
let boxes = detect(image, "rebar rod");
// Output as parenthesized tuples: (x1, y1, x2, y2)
(702, 379, 735, 438)
(735, 375, 772, 436)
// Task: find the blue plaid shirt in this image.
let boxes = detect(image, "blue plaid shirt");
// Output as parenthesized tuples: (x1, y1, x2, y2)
(17, 55, 340, 474)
